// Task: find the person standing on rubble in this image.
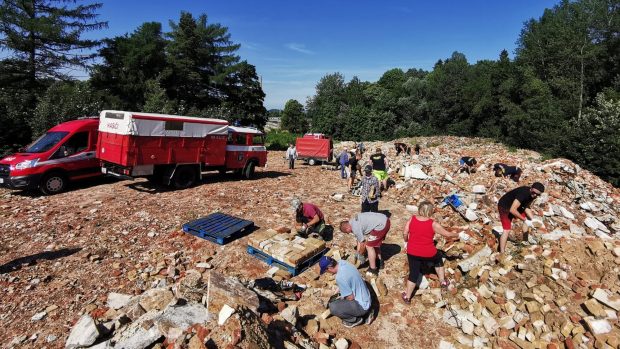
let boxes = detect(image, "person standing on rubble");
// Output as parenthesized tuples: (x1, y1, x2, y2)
(401, 201, 458, 304)
(493, 163, 522, 182)
(369, 147, 389, 190)
(338, 148, 350, 179)
(497, 182, 545, 253)
(456, 156, 477, 174)
(414, 144, 420, 155)
(291, 198, 326, 239)
(286, 143, 297, 170)
(319, 256, 373, 327)
(348, 150, 362, 191)
(339, 212, 390, 276)
(360, 165, 380, 212)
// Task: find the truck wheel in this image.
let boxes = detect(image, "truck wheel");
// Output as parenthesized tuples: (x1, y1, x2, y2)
(243, 162, 256, 179)
(218, 169, 227, 175)
(308, 158, 316, 166)
(40, 172, 67, 195)
(172, 166, 197, 189)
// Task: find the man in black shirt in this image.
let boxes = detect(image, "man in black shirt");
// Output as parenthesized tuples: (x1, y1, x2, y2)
(348, 151, 362, 190)
(369, 148, 389, 191)
(497, 182, 545, 253)
(493, 163, 522, 182)
(457, 156, 477, 174)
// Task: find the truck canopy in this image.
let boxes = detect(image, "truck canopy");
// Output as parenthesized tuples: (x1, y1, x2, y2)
(98, 110, 228, 138)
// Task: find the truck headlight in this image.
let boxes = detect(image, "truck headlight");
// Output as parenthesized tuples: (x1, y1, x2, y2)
(14, 158, 40, 170)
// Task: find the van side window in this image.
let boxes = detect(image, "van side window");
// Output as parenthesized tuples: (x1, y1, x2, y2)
(235, 133, 247, 145)
(252, 135, 265, 145)
(54, 131, 89, 158)
(165, 121, 184, 131)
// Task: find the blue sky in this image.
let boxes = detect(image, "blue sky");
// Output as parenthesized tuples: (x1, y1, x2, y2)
(93, 0, 559, 109)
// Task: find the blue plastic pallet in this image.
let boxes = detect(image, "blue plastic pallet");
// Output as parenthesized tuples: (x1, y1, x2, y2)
(183, 213, 254, 245)
(246, 245, 328, 276)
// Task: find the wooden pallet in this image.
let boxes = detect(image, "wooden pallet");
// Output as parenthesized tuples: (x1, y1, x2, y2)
(182, 212, 254, 245)
(246, 245, 327, 276)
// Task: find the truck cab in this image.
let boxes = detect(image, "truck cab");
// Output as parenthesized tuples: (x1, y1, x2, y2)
(0, 118, 101, 195)
(225, 126, 268, 178)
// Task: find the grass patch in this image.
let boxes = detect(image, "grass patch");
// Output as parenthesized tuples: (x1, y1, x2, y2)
(266, 130, 301, 150)
(507, 145, 518, 153)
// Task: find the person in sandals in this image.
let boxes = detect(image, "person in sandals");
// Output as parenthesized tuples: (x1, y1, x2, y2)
(401, 201, 458, 304)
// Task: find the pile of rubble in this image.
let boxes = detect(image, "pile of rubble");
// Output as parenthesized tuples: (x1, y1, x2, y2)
(2, 136, 619, 349)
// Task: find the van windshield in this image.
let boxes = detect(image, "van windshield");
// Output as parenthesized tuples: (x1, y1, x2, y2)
(24, 131, 69, 153)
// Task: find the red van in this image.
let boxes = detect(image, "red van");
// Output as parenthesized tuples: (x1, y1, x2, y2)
(0, 118, 101, 195)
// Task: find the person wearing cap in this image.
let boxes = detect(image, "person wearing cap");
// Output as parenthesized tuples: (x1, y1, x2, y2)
(291, 198, 326, 238)
(338, 148, 350, 179)
(497, 182, 545, 253)
(319, 256, 372, 327)
(493, 163, 522, 182)
(369, 147, 389, 190)
(339, 212, 390, 276)
(360, 165, 380, 212)
(401, 201, 459, 304)
(456, 156, 477, 174)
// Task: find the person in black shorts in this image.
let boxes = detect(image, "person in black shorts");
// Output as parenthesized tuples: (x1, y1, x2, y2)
(493, 163, 522, 182)
(497, 182, 544, 253)
(348, 151, 362, 190)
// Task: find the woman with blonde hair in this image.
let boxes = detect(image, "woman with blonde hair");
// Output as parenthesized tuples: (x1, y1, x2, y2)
(401, 201, 458, 304)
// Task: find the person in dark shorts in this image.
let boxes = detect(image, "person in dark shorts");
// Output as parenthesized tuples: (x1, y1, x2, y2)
(339, 212, 390, 276)
(401, 201, 458, 304)
(319, 256, 372, 327)
(497, 182, 544, 253)
(348, 151, 362, 190)
(493, 163, 523, 182)
(414, 144, 420, 155)
(369, 148, 389, 190)
(360, 165, 380, 212)
(291, 198, 326, 239)
(456, 156, 477, 174)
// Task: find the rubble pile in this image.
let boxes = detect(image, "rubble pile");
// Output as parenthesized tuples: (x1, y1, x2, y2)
(1, 136, 619, 348)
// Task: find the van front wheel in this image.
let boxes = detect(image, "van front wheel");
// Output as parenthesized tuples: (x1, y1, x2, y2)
(40, 172, 67, 195)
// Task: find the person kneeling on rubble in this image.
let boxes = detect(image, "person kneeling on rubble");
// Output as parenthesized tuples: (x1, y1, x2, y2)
(339, 212, 390, 276)
(493, 163, 522, 182)
(496, 182, 545, 253)
(319, 256, 373, 328)
(401, 201, 459, 304)
(456, 156, 477, 174)
(291, 198, 326, 239)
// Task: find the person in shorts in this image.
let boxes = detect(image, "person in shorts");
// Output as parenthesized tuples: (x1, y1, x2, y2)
(457, 156, 477, 174)
(348, 151, 362, 190)
(360, 165, 380, 212)
(339, 212, 390, 276)
(497, 182, 544, 253)
(319, 256, 373, 327)
(401, 201, 458, 304)
(369, 147, 389, 190)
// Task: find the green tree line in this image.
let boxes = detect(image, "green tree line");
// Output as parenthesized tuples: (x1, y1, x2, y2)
(0, 1, 266, 155)
(279, 0, 620, 186)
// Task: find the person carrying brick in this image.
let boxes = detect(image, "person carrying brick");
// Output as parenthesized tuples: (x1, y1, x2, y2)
(496, 182, 545, 253)
(291, 198, 326, 239)
(360, 165, 380, 212)
(339, 212, 390, 276)
(319, 256, 373, 327)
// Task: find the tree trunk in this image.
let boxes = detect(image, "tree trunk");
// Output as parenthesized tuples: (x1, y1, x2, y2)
(578, 41, 586, 121)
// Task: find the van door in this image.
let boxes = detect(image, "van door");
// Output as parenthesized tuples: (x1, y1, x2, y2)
(50, 131, 100, 179)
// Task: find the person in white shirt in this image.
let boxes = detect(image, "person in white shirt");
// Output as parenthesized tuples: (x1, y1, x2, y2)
(286, 144, 297, 170)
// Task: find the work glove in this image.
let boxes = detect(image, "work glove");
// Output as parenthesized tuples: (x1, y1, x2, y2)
(355, 252, 367, 265)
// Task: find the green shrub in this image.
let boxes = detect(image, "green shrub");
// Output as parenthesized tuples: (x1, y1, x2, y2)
(266, 130, 301, 150)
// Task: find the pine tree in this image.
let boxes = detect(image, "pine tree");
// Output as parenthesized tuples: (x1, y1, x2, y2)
(0, 0, 107, 87)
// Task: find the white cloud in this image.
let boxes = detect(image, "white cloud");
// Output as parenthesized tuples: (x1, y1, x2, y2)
(285, 43, 315, 55)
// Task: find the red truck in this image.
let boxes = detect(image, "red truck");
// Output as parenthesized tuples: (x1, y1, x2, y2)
(0, 118, 101, 195)
(97, 110, 267, 188)
(295, 133, 333, 165)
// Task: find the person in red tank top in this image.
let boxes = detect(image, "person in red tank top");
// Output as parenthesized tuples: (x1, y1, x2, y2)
(401, 201, 458, 304)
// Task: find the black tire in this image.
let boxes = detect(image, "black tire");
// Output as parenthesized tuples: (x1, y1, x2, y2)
(243, 162, 256, 179)
(40, 172, 67, 195)
(172, 166, 197, 189)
